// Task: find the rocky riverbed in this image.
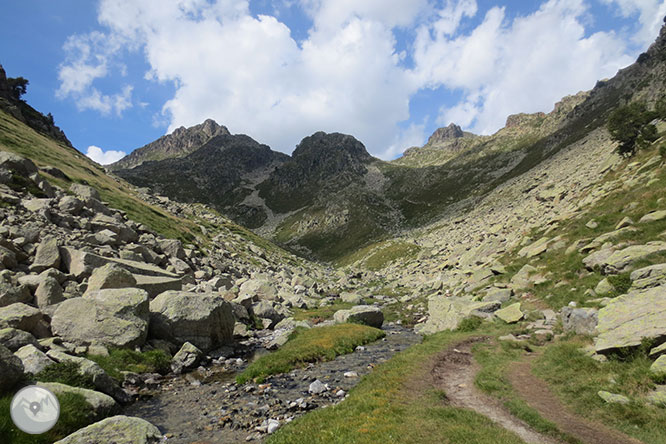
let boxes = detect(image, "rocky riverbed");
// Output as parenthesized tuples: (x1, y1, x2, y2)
(124, 325, 421, 443)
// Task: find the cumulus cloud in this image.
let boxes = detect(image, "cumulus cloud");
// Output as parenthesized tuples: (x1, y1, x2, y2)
(58, 0, 665, 158)
(85, 145, 126, 164)
(602, 0, 666, 46)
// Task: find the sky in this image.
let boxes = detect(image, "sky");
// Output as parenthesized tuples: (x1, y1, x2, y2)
(1, 0, 665, 163)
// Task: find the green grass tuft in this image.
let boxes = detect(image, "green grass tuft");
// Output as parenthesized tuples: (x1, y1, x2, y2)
(237, 324, 385, 384)
(86, 349, 171, 381)
(34, 362, 95, 390)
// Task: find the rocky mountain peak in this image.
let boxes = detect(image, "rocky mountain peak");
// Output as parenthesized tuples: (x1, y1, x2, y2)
(426, 123, 464, 145)
(292, 131, 372, 162)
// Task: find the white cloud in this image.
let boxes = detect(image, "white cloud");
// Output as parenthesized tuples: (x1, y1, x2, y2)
(601, 0, 666, 46)
(85, 145, 127, 164)
(414, 0, 636, 134)
(58, 0, 665, 159)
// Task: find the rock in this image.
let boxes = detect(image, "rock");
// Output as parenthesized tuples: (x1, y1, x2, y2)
(34, 276, 64, 308)
(171, 342, 202, 374)
(37, 382, 117, 418)
(647, 386, 666, 407)
(239, 278, 277, 301)
(157, 239, 186, 260)
(561, 306, 598, 335)
(69, 183, 101, 201)
(60, 247, 178, 280)
(14, 344, 55, 374)
(45, 350, 127, 403)
(639, 210, 666, 224)
(651, 355, 666, 379)
(586, 219, 599, 229)
(86, 263, 137, 293)
(416, 296, 500, 334)
(0, 327, 38, 351)
(483, 288, 513, 303)
(51, 288, 149, 348)
(594, 278, 615, 296)
(266, 329, 291, 350)
(133, 274, 182, 298)
(252, 300, 285, 328)
(308, 379, 327, 394)
(601, 242, 666, 274)
(0, 151, 38, 176)
(0, 245, 17, 269)
(149, 291, 234, 351)
(510, 264, 538, 290)
(582, 246, 616, 270)
(267, 419, 280, 434)
(595, 286, 666, 353)
(340, 292, 363, 304)
(650, 342, 666, 358)
(0, 343, 24, 393)
(518, 237, 551, 258)
(344, 371, 358, 378)
(597, 390, 630, 404)
(333, 305, 384, 328)
(30, 236, 60, 273)
(58, 195, 84, 216)
(23, 198, 52, 212)
(495, 303, 524, 323)
(615, 217, 634, 230)
(0, 303, 45, 335)
(0, 279, 31, 307)
(630, 263, 666, 290)
(53, 415, 162, 444)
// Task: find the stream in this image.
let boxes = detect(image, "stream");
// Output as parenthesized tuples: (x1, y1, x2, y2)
(123, 325, 422, 443)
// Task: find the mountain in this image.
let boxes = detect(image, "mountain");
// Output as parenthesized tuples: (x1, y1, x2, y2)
(108, 119, 230, 170)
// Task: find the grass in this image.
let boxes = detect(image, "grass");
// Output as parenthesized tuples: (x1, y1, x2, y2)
(533, 339, 666, 443)
(473, 340, 580, 443)
(267, 327, 527, 444)
(34, 361, 96, 390)
(292, 301, 356, 323)
(237, 324, 385, 384)
(86, 349, 171, 381)
(0, 391, 96, 444)
(363, 242, 421, 271)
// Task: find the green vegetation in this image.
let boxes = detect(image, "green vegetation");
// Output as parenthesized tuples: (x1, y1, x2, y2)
(534, 340, 666, 443)
(86, 349, 171, 381)
(267, 328, 526, 444)
(456, 316, 484, 332)
(34, 361, 95, 390)
(607, 102, 658, 156)
(237, 324, 385, 384)
(292, 300, 355, 323)
(364, 242, 420, 271)
(0, 391, 95, 444)
(7, 76, 29, 100)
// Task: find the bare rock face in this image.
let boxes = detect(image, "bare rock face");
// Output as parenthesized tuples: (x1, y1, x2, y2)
(426, 123, 464, 145)
(0, 343, 24, 394)
(149, 291, 234, 352)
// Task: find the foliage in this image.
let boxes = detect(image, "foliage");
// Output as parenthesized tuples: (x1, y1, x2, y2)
(456, 316, 483, 332)
(607, 102, 655, 156)
(237, 324, 385, 384)
(7, 77, 28, 100)
(0, 391, 96, 444)
(34, 361, 95, 390)
(86, 349, 171, 381)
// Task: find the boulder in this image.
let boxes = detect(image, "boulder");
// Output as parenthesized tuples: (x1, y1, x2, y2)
(340, 292, 363, 304)
(594, 278, 615, 296)
(0, 245, 17, 269)
(0, 279, 31, 307)
(647, 386, 666, 407)
(157, 239, 186, 260)
(333, 305, 384, 328)
(495, 303, 524, 324)
(601, 242, 666, 274)
(30, 236, 60, 273)
(582, 246, 616, 270)
(639, 210, 666, 224)
(58, 195, 84, 216)
(597, 390, 630, 405)
(69, 183, 101, 201)
(595, 286, 666, 354)
(60, 247, 178, 280)
(561, 306, 598, 335)
(0, 303, 45, 335)
(14, 344, 55, 374)
(170, 342, 202, 374)
(53, 415, 162, 444)
(517, 237, 551, 258)
(133, 274, 182, 298)
(651, 355, 666, 379)
(34, 276, 65, 308)
(0, 327, 38, 351)
(149, 291, 234, 351)
(51, 288, 149, 348)
(252, 300, 285, 328)
(510, 264, 538, 290)
(86, 263, 137, 293)
(37, 382, 117, 418)
(630, 263, 666, 290)
(483, 288, 513, 303)
(239, 279, 277, 301)
(0, 343, 24, 394)
(415, 296, 500, 334)
(0, 151, 38, 176)
(46, 350, 128, 403)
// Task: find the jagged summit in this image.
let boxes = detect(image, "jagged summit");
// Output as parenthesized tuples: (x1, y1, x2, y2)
(109, 119, 230, 170)
(426, 123, 465, 145)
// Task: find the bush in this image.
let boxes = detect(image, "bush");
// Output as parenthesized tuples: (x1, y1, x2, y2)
(34, 361, 95, 390)
(607, 103, 653, 156)
(86, 349, 171, 381)
(457, 316, 484, 332)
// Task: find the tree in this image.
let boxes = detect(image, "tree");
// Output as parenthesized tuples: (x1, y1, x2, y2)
(607, 102, 651, 156)
(7, 76, 29, 100)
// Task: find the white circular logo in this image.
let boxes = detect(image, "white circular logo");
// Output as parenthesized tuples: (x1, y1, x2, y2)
(10, 386, 60, 434)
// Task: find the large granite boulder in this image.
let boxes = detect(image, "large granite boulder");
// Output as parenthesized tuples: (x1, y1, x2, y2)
(51, 288, 149, 348)
(415, 296, 500, 334)
(60, 247, 178, 280)
(601, 242, 666, 274)
(170, 341, 202, 374)
(0, 343, 24, 394)
(54, 415, 162, 444)
(14, 344, 55, 374)
(37, 382, 117, 418)
(0, 279, 31, 307)
(133, 274, 182, 298)
(34, 276, 65, 308)
(595, 286, 666, 354)
(30, 235, 60, 273)
(149, 291, 234, 351)
(0, 303, 45, 336)
(0, 327, 38, 351)
(495, 303, 524, 324)
(630, 263, 666, 290)
(561, 306, 598, 335)
(85, 263, 137, 293)
(333, 305, 384, 328)
(239, 278, 278, 301)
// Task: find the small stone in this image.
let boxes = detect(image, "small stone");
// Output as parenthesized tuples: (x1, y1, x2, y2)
(586, 219, 599, 229)
(267, 419, 280, 434)
(308, 379, 327, 394)
(344, 371, 358, 378)
(597, 390, 630, 404)
(650, 355, 666, 379)
(495, 303, 523, 324)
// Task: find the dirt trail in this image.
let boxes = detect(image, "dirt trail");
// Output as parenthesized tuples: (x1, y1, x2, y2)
(508, 358, 643, 444)
(430, 338, 559, 444)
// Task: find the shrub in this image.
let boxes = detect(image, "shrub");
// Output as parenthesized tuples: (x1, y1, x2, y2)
(457, 316, 484, 332)
(86, 349, 171, 381)
(34, 361, 95, 390)
(607, 103, 653, 156)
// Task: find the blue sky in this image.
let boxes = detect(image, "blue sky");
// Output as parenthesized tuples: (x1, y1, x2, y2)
(1, 0, 664, 162)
